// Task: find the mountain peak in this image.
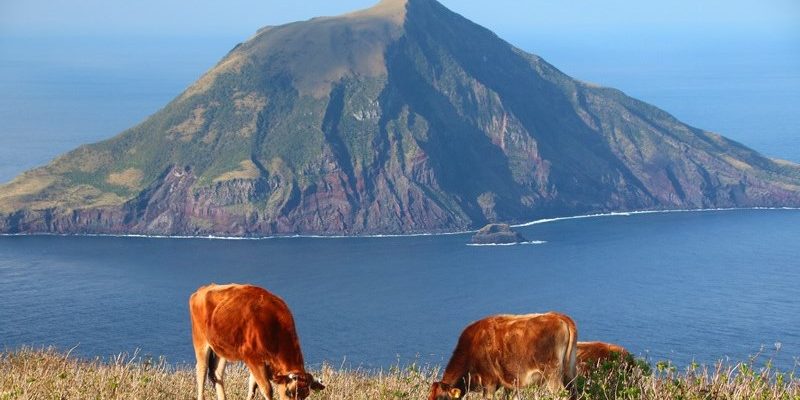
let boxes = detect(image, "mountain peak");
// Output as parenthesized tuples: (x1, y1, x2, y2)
(332, 0, 444, 27)
(343, 0, 409, 25)
(183, 0, 457, 100)
(183, 0, 418, 100)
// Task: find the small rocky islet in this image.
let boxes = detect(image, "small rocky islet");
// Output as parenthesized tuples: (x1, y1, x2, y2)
(470, 223, 527, 245)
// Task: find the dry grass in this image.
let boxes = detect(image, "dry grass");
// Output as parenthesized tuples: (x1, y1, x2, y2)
(0, 170, 56, 212)
(213, 160, 262, 183)
(106, 168, 144, 190)
(233, 92, 267, 113)
(168, 107, 208, 142)
(772, 158, 798, 167)
(1, 348, 798, 400)
(343, 0, 407, 26)
(180, 53, 248, 101)
(0, 348, 437, 400)
(722, 155, 754, 172)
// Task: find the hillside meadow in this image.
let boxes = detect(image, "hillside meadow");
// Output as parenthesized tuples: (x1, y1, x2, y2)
(1, 347, 798, 399)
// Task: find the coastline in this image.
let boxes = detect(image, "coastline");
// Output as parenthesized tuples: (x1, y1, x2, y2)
(1, 206, 798, 241)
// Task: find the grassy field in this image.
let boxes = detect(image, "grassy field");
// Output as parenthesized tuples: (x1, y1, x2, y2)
(1, 348, 798, 399)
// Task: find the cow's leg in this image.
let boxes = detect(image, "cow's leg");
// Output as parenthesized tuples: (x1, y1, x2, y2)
(563, 366, 578, 400)
(193, 344, 210, 400)
(481, 385, 497, 399)
(211, 356, 228, 400)
(246, 372, 258, 400)
(502, 387, 520, 400)
(563, 373, 578, 400)
(246, 361, 273, 400)
(545, 373, 565, 397)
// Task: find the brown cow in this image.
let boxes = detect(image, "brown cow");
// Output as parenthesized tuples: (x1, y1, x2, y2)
(576, 341, 630, 374)
(428, 312, 578, 400)
(189, 284, 325, 400)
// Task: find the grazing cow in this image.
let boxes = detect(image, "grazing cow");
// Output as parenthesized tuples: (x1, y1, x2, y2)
(189, 284, 325, 400)
(428, 312, 578, 400)
(576, 341, 630, 374)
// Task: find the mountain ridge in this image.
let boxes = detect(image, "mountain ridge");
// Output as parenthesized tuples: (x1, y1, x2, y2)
(2, 0, 799, 236)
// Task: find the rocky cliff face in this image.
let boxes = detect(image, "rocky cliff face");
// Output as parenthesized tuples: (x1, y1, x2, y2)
(471, 224, 527, 245)
(2, 0, 800, 236)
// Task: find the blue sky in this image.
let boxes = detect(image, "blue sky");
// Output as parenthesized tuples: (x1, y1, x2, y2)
(2, 0, 798, 40)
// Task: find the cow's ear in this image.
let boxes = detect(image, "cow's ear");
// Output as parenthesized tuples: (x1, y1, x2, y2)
(449, 388, 462, 398)
(273, 374, 290, 384)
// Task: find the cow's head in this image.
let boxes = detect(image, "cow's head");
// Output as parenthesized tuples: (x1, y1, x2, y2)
(428, 381, 463, 400)
(274, 372, 325, 399)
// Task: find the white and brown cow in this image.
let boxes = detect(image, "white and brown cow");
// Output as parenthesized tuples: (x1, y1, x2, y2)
(429, 312, 578, 400)
(189, 284, 324, 400)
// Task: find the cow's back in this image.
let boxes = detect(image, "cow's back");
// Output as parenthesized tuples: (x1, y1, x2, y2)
(190, 284, 238, 344)
(190, 283, 302, 365)
(445, 313, 576, 388)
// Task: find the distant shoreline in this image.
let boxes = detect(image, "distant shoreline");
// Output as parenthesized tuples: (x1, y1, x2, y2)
(1, 206, 798, 241)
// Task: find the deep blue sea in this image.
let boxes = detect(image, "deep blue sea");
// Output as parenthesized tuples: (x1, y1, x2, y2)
(1, 209, 799, 370)
(0, 32, 798, 370)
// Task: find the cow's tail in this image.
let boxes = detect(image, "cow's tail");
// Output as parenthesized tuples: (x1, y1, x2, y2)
(207, 349, 219, 386)
(563, 317, 578, 400)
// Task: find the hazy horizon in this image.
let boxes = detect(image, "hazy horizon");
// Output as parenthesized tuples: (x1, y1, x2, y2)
(2, 0, 798, 38)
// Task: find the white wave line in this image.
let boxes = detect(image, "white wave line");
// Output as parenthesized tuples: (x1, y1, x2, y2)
(511, 207, 800, 228)
(467, 240, 548, 247)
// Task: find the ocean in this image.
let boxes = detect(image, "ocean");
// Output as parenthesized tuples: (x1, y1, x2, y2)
(1, 208, 798, 370)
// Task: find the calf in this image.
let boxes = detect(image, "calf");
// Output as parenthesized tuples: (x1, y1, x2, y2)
(429, 312, 578, 400)
(189, 284, 324, 400)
